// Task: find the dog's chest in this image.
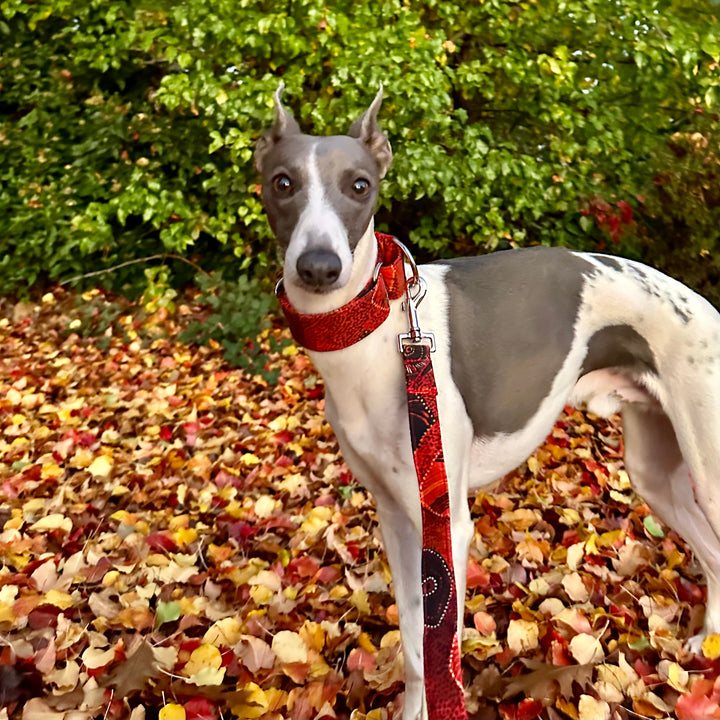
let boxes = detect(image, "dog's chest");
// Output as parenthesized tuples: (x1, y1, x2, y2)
(307, 269, 475, 498)
(308, 302, 414, 482)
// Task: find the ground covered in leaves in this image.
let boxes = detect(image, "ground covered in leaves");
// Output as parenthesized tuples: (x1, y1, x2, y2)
(0, 287, 718, 720)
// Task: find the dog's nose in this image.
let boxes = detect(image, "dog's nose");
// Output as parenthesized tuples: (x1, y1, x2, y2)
(296, 249, 342, 289)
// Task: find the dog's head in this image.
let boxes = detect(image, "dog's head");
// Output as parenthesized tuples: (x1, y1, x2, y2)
(254, 84, 392, 294)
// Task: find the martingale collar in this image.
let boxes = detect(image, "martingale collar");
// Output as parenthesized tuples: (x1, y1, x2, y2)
(276, 232, 408, 352)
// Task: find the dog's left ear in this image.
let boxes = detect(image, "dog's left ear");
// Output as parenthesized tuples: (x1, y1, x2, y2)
(255, 82, 300, 173)
(349, 86, 393, 179)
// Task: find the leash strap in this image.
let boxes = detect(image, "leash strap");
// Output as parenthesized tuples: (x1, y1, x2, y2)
(401, 342, 467, 720)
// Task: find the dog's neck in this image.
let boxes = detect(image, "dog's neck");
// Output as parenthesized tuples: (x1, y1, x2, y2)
(283, 220, 379, 315)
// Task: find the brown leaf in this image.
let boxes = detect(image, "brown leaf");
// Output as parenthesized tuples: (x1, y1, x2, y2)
(503, 659, 594, 700)
(101, 639, 159, 696)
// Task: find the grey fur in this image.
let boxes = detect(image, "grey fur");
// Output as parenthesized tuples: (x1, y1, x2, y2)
(582, 325, 657, 375)
(257, 134, 381, 253)
(440, 247, 593, 434)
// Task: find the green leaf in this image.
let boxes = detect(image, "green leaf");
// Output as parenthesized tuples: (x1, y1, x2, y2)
(643, 515, 665, 538)
(155, 601, 182, 627)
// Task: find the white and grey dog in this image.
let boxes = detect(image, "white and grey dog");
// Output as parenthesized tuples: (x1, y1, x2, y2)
(254, 86, 720, 719)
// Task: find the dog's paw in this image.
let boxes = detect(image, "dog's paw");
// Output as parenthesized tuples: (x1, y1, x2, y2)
(685, 631, 720, 658)
(685, 633, 705, 655)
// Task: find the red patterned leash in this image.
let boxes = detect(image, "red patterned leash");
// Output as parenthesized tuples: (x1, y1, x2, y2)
(398, 266, 468, 720)
(277, 234, 467, 718)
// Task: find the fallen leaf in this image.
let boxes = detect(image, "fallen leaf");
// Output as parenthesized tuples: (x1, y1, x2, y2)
(272, 630, 308, 664)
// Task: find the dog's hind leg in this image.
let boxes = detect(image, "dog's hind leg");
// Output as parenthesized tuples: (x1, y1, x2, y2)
(622, 402, 720, 644)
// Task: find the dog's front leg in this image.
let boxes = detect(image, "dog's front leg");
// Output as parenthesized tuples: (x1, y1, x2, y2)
(373, 491, 427, 719)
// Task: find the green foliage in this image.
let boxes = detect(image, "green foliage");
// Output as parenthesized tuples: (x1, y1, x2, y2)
(67, 293, 128, 349)
(179, 272, 287, 381)
(1, 0, 717, 304)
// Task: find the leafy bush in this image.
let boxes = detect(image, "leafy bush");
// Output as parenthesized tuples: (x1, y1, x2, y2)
(1, 0, 717, 305)
(179, 272, 288, 381)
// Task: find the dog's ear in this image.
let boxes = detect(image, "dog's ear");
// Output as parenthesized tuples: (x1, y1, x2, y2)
(349, 86, 393, 179)
(254, 82, 300, 173)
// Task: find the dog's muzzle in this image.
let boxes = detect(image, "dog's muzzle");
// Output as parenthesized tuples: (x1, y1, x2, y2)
(295, 248, 342, 290)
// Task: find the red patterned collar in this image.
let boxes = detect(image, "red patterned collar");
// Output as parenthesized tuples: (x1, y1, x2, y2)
(276, 233, 407, 352)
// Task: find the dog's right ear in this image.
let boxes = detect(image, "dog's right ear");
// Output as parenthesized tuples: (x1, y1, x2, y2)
(348, 85, 393, 179)
(254, 82, 300, 173)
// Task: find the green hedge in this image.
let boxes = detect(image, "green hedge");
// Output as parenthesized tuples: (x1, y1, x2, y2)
(1, 0, 718, 304)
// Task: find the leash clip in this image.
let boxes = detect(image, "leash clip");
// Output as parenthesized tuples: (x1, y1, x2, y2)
(398, 275, 436, 353)
(391, 238, 436, 352)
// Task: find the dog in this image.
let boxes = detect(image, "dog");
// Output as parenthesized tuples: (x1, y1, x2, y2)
(254, 85, 720, 719)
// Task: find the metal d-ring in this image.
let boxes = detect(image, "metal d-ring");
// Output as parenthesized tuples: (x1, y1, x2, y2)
(390, 237, 421, 291)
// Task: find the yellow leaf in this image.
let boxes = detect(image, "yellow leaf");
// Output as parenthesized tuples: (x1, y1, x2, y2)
(569, 633, 605, 664)
(300, 505, 334, 535)
(44, 589, 74, 609)
(253, 495, 278, 519)
(300, 621, 325, 652)
(358, 631, 376, 653)
(578, 694, 610, 720)
(272, 630, 308, 664)
(268, 417, 287, 431)
(585, 533, 599, 554)
(242, 453, 261, 467)
(173, 526, 198, 547)
(597, 529, 624, 547)
(249, 585, 274, 605)
(702, 633, 720, 660)
(187, 665, 225, 685)
(29, 513, 72, 533)
(0, 584, 17, 623)
(184, 643, 222, 675)
(665, 661, 689, 692)
(102, 570, 120, 587)
(23, 498, 46, 516)
(110, 510, 135, 525)
(81, 645, 115, 669)
(159, 704, 186, 720)
(184, 644, 226, 686)
(87, 454, 113, 477)
(204, 617, 243, 646)
(350, 588, 371, 615)
(69, 447, 93, 467)
(41, 462, 64, 480)
(507, 619, 540, 654)
(231, 682, 269, 719)
(329, 584, 349, 599)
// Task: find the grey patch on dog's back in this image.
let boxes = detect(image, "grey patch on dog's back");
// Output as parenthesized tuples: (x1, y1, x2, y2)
(581, 325, 657, 375)
(593, 255, 624, 273)
(439, 247, 594, 435)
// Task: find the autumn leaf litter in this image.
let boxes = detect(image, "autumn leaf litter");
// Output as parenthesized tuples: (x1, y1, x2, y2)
(0, 287, 717, 720)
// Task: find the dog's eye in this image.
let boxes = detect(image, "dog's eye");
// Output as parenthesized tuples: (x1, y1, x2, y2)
(272, 174, 293, 193)
(352, 178, 370, 195)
